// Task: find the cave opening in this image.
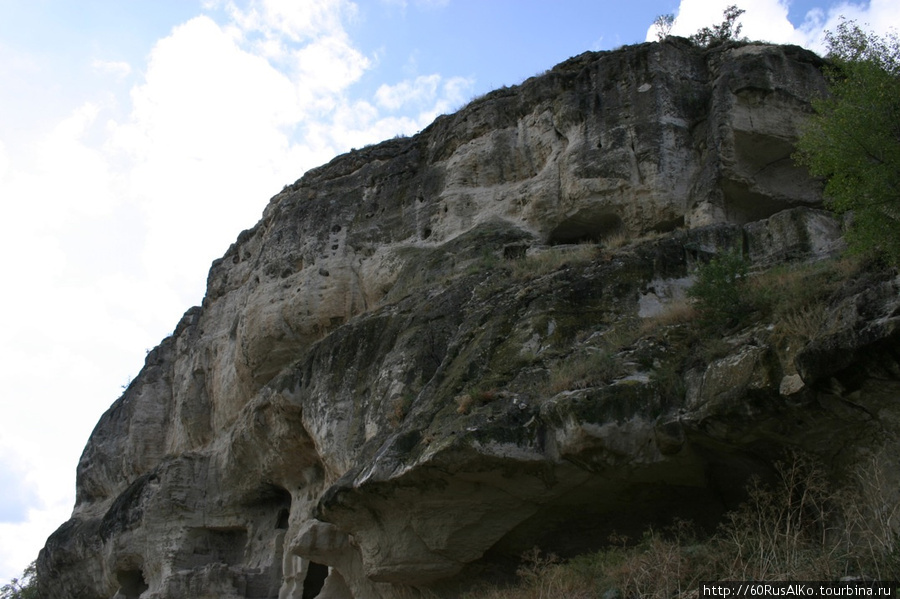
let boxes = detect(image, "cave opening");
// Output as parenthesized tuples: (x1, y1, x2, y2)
(548, 209, 624, 245)
(462, 452, 774, 590)
(244, 483, 292, 531)
(116, 568, 149, 599)
(301, 562, 329, 599)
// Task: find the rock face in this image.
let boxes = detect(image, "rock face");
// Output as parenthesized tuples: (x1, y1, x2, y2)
(37, 39, 900, 598)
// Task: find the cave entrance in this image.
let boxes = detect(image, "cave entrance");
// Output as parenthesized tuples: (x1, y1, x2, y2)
(276, 508, 290, 530)
(116, 568, 149, 599)
(301, 562, 329, 599)
(548, 208, 623, 245)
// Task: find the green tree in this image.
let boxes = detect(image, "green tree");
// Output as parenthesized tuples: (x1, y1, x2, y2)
(795, 21, 900, 264)
(0, 561, 38, 599)
(653, 14, 675, 41)
(689, 5, 746, 47)
(688, 251, 749, 328)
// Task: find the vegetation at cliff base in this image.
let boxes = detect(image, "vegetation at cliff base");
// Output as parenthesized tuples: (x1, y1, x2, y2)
(0, 561, 38, 599)
(796, 21, 900, 265)
(463, 451, 900, 599)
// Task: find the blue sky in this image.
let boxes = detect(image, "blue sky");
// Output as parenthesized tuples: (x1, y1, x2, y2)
(1, 0, 898, 585)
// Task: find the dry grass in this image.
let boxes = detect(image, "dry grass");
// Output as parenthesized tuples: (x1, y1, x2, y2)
(843, 448, 900, 579)
(455, 393, 475, 415)
(390, 394, 414, 426)
(464, 547, 597, 599)
(541, 350, 621, 395)
(774, 303, 830, 341)
(748, 256, 865, 321)
(455, 389, 501, 414)
(756, 257, 867, 344)
(462, 449, 900, 599)
(640, 297, 698, 334)
(718, 454, 843, 581)
(601, 230, 630, 250)
(510, 244, 600, 280)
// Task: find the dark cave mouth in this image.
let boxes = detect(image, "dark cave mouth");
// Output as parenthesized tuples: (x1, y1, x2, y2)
(548, 210, 624, 245)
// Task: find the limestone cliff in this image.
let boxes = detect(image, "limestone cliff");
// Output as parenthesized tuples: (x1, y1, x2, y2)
(37, 39, 900, 598)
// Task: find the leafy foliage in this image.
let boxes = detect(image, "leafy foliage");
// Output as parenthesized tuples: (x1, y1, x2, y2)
(795, 20, 900, 264)
(653, 14, 675, 41)
(688, 251, 749, 328)
(0, 562, 38, 599)
(689, 5, 746, 47)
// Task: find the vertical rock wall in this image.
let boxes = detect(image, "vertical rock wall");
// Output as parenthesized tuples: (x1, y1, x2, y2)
(37, 39, 888, 599)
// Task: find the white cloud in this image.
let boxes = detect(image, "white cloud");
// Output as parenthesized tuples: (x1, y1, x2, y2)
(375, 74, 472, 123)
(801, 0, 900, 51)
(293, 34, 371, 103)
(228, 0, 359, 42)
(0, 453, 37, 524)
(91, 59, 132, 78)
(38, 103, 120, 219)
(380, 0, 449, 9)
(108, 15, 309, 297)
(0, 123, 160, 580)
(439, 76, 474, 111)
(0, 140, 8, 181)
(218, 0, 364, 70)
(375, 74, 441, 110)
(648, 0, 900, 52)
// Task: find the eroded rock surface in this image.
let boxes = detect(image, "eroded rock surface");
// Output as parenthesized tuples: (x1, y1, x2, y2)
(38, 40, 900, 598)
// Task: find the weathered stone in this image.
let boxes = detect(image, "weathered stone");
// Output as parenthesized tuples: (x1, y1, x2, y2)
(745, 207, 844, 265)
(37, 40, 900, 599)
(779, 374, 805, 396)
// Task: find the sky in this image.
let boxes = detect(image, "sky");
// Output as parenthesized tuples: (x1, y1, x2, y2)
(1, 0, 899, 586)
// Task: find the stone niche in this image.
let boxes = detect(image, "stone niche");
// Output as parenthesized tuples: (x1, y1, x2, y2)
(174, 527, 248, 570)
(548, 206, 624, 244)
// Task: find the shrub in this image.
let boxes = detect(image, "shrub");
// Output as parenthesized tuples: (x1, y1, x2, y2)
(688, 251, 749, 328)
(690, 5, 746, 47)
(652, 14, 675, 41)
